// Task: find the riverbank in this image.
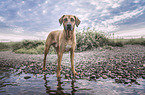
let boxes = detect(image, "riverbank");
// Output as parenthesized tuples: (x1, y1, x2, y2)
(0, 45, 145, 84)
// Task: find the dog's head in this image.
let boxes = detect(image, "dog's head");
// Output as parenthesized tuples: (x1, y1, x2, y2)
(59, 15, 80, 39)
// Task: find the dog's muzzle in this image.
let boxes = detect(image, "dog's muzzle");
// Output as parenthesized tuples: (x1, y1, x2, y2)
(65, 23, 73, 38)
(66, 23, 73, 31)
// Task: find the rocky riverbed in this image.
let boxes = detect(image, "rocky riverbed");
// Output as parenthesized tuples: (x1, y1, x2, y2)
(0, 45, 145, 84)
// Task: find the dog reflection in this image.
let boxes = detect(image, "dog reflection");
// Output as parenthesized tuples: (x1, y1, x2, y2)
(43, 74, 77, 95)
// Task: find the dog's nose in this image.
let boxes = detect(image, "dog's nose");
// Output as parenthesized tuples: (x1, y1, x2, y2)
(67, 23, 72, 30)
(67, 24, 71, 27)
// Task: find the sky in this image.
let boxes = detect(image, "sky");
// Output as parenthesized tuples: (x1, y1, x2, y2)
(0, 0, 145, 41)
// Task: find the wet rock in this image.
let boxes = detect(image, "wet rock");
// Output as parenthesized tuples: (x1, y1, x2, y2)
(118, 76, 122, 78)
(130, 78, 136, 82)
(122, 64, 127, 67)
(65, 74, 70, 79)
(110, 75, 116, 79)
(142, 75, 145, 79)
(124, 79, 130, 84)
(102, 75, 107, 79)
(24, 76, 31, 79)
(90, 75, 96, 79)
(96, 74, 100, 79)
(115, 78, 123, 83)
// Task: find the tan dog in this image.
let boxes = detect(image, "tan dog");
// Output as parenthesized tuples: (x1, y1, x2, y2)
(43, 15, 80, 77)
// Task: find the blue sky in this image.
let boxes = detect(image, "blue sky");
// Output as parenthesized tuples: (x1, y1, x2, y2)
(0, 0, 145, 41)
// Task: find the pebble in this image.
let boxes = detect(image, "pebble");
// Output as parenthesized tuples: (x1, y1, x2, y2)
(0, 45, 145, 84)
(96, 74, 100, 79)
(24, 76, 31, 79)
(130, 78, 136, 82)
(142, 75, 145, 79)
(102, 75, 107, 79)
(90, 75, 96, 79)
(65, 74, 70, 79)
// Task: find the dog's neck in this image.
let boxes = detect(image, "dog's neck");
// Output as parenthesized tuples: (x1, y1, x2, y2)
(63, 30, 75, 40)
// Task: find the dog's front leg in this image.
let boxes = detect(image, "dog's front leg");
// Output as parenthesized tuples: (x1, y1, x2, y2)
(70, 49, 78, 77)
(57, 52, 63, 78)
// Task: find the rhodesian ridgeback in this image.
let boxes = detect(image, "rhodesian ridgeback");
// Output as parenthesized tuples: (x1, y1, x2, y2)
(43, 15, 80, 77)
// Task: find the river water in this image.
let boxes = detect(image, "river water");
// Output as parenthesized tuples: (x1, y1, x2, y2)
(0, 67, 145, 95)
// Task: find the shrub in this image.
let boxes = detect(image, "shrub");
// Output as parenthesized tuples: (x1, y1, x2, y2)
(0, 42, 11, 51)
(76, 28, 109, 51)
(36, 45, 45, 54)
(11, 40, 45, 51)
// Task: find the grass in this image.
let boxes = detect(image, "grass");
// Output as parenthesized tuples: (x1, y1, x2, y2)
(110, 38, 145, 46)
(0, 42, 12, 51)
(0, 28, 145, 54)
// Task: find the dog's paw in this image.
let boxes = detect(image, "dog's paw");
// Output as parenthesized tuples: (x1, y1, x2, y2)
(42, 67, 46, 70)
(75, 71, 78, 75)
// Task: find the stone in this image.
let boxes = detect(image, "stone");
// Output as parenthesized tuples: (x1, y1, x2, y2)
(142, 75, 145, 79)
(65, 74, 70, 79)
(90, 75, 96, 79)
(24, 76, 31, 79)
(130, 78, 136, 82)
(102, 75, 107, 79)
(96, 74, 100, 79)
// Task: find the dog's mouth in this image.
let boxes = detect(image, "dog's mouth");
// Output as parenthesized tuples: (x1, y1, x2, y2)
(65, 25, 73, 38)
(66, 30, 72, 38)
(66, 25, 73, 31)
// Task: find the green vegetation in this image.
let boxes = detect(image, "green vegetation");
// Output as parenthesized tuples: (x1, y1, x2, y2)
(110, 38, 145, 46)
(0, 42, 12, 51)
(11, 40, 56, 54)
(76, 29, 109, 51)
(0, 28, 145, 54)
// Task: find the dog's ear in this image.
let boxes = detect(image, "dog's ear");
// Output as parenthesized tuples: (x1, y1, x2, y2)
(74, 16, 81, 27)
(59, 15, 65, 26)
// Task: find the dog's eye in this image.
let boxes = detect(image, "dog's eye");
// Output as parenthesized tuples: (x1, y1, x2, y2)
(71, 18, 74, 22)
(64, 18, 68, 22)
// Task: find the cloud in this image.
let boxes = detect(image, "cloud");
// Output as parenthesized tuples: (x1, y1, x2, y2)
(113, 27, 145, 38)
(0, 16, 5, 22)
(96, 6, 145, 32)
(102, 7, 145, 25)
(89, 0, 124, 9)
(0, 0, 145, 41)
(0, 33, 39, 42)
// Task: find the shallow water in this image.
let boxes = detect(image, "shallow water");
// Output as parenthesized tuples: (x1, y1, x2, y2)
(0, 67, 145, 95)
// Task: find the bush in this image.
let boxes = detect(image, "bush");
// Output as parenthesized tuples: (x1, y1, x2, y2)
(12, 40, 56, 54)
(0, 42, 11, 51)
(11, 40, 45, 51)
(36, 45, 45, 54)
(76, 28, 109, 51)
(141, 41, 145, 46)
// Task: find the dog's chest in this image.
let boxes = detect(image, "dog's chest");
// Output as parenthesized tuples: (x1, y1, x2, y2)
(65, 44, 72, 51)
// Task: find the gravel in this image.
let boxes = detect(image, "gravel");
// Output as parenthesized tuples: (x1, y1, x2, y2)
(0, 45, 145, 84)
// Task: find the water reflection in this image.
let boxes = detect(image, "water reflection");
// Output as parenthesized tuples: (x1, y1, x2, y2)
(43, 74, 77, 95)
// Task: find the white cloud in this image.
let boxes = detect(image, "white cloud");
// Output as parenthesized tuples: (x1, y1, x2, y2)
(114, 27, 145, 39)
(89, 0, 124, 9)
(102, 7, 144, 25)
(133, 0, 140, 3)
(0, 26, 24, 34)
(0, 16, 5, 22)
(35, 31, 49, 39)
(98, 7, 145, 32)
(0, 33, 39, 42)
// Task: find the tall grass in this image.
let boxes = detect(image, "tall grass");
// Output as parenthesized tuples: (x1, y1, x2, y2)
(11, 40, 56, 54)
(0, 42, 11, 51)
(76, 28, 110, 51)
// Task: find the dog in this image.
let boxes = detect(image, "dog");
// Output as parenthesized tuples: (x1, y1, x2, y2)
(43, 15, 80, 77)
